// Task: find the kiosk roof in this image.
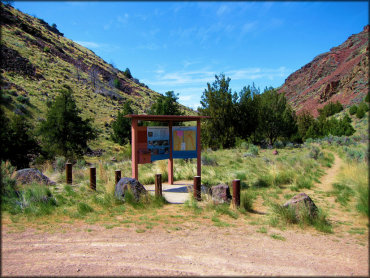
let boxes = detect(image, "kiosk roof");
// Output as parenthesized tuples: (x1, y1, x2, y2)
(124, 114, 210, 122)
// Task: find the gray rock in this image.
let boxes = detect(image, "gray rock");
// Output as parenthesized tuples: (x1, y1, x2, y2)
(283, 193, 318, 219)
(209, 184, 232, 205)
(13, 168, 56, 185)
(115, 177, 147, 202)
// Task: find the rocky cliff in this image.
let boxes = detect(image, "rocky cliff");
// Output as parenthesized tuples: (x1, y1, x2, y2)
(279, 25, 369, 117)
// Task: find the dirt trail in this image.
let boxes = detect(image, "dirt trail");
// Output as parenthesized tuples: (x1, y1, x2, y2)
(316, 153, 343, 192)
(1, 153, 368, 276)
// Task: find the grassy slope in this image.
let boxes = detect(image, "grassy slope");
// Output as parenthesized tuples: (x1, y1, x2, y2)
(1, 3, 195, 148)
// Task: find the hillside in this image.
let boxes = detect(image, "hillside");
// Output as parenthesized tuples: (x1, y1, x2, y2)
(279, 25, 369, 117)
(0, 3, 194, 141)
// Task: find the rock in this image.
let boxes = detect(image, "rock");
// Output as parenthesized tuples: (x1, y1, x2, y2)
(84, 148, 105, 157)
(115, 177, 147, 202)
(272, 149, 279, 155)
(243, 153, 256, 158)
(13, 168, 56, 185)
(209, 184, 232, 205)
(111, 157, 117, 162)
(283, 193, 318, 219)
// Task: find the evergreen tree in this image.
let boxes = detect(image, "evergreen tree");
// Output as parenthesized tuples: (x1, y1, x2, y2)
(235, 86, 258, 140)
(297, 110, 315, 140)
(148, 91, 183, 126)
(199, 74, 238, 149)
(123, 68, 132, 79)
(7, 115, 40, 168)
(255, 88, 297, 145)
(0, 89, 39, 168)
(39, 85, 97, 159)
(111, 101, 134, 145)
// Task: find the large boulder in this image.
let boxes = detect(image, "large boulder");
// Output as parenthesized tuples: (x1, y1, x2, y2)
(283, 193, 318, 219)
(13, 168, 56, 185)
(115, 177, 147, 202)
(209, 184, 232, 205)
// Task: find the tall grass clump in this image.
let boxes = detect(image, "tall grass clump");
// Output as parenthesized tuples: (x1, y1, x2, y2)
(336, 162, 368, 217)
(269, 203, 332, 233)
(18, 183, 57, 216)
(331, 183, 354, 207)
(239, 190, 256, 212)
(1, 161, 19, 204)
(122, 189, 167, 210)
(184, 196, 202, 214)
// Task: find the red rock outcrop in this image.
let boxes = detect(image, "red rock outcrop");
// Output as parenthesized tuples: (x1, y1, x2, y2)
(279, 25, 369, 117)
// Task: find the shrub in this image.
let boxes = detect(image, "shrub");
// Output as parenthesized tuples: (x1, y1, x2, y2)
(358, 101, 369, 112)
(201, 153, 218, 166)
(356, 108, 365, 119)
(318, 101, 343, 118)
(16, 95, 30, 104)
(273, 141, 284, 149)
(54, 156, 66, 172)
(308, 145, 323, 160)
(249, 144, 259, 155)
(43, 46, 50, 53)
(349, 105, 358, 115)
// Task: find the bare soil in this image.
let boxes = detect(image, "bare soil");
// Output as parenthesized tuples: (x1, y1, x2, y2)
(1, 155, 368, 276)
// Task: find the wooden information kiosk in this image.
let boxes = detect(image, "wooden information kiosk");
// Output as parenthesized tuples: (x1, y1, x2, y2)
(125, 115, 210, 185)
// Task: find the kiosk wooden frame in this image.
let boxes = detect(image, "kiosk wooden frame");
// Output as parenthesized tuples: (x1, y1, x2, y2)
(125, 115, 210, 185)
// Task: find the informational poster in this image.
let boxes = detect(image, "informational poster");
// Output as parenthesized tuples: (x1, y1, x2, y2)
(173, 126, 197, 159)
(147, 126, 169, 161)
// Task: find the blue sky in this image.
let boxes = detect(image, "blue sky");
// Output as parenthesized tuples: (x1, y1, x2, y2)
(13, 1, 369, 110)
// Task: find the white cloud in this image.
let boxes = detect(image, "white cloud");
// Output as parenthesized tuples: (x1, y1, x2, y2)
(117, 13, 129, 24)
(217, 5, 230, 16)
(75, 41, 101, 48)
(226, 67, 289, 81)
(179, 95, 192, 101)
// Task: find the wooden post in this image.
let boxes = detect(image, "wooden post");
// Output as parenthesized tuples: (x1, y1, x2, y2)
(168, 121, 174, 185)
(155, 173, 162, 197)
(131, 118, 138, 180)
(90, 167, 96, 190)
(196, 120, 201, 177)
(193, 176, 201, 201)
(66, 163, 72, 184)
(232, 179, 240, 208)
(115, 170, 121, 185)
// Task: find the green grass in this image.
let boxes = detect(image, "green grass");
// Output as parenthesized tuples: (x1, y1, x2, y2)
(331, 183, 354, 206)
(270, 233, 286, 241)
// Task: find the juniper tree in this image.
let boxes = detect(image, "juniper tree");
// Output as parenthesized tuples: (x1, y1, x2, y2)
(39, 85, 97, 159)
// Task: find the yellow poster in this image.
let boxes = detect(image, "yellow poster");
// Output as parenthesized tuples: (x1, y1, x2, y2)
(173, 127, 196, 151)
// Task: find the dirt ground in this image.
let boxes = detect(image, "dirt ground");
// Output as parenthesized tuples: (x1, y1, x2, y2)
(1, 154, 369, 276)
(1, 221, 368, 276)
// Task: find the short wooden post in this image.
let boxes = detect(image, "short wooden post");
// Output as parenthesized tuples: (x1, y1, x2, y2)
(155, 173, 162, 197)
(232, 179, 240, 207)
(66, 163, 72, 184)
(90, 167, 96, 190)
(115, 170, 121, 185)
(193, 176, 201, 201)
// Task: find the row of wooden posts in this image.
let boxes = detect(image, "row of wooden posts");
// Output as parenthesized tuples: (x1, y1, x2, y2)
(65, 163, 241, 207)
